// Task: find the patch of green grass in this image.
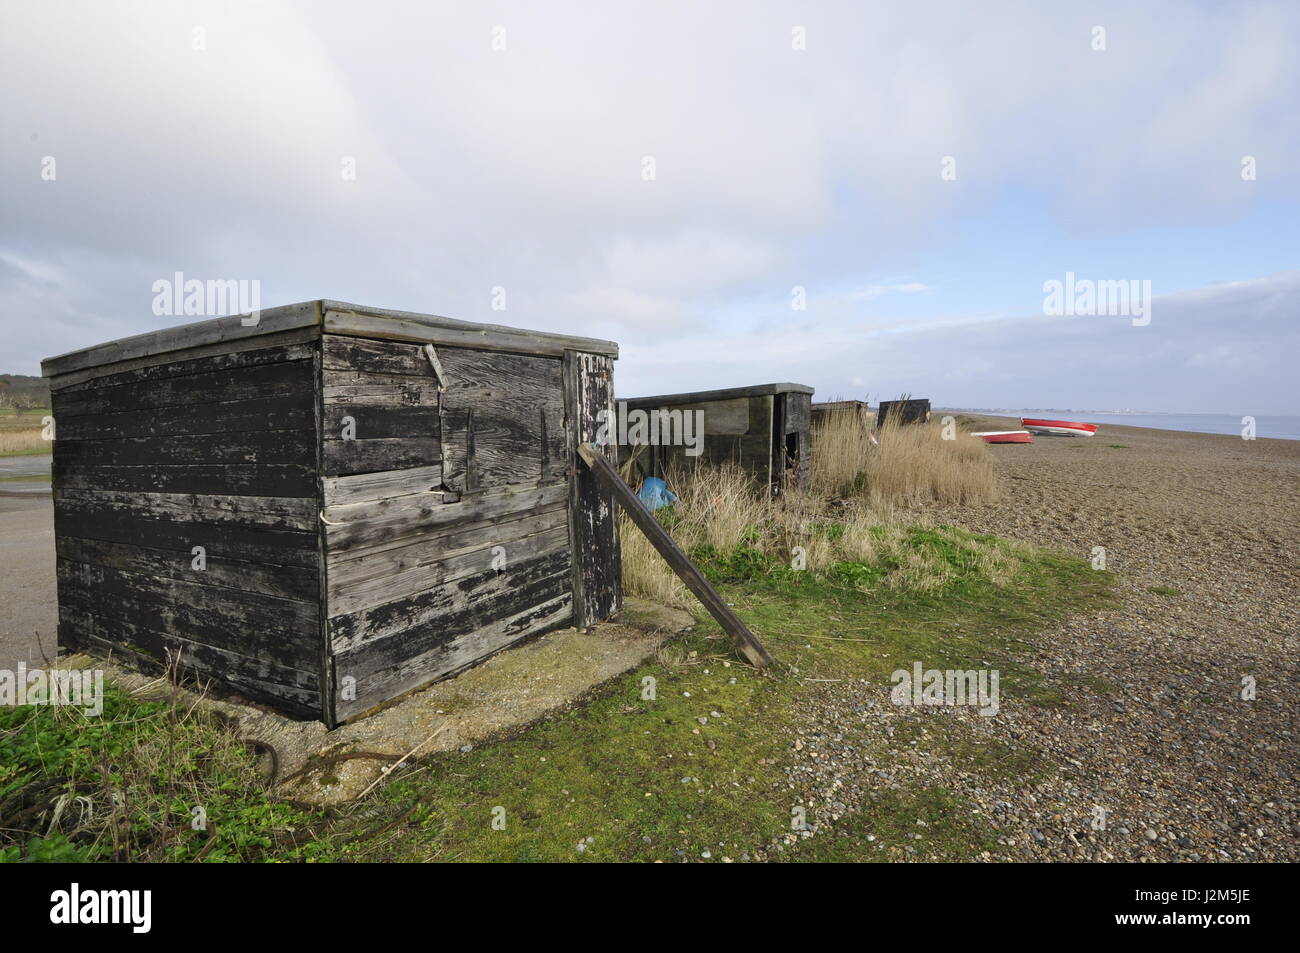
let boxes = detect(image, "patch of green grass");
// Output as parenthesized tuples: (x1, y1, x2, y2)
(0, 473, 50, 484)
(1148, 585, 1182, 597)
(0, 448, 53, 459)
(0, 683, 321, 862)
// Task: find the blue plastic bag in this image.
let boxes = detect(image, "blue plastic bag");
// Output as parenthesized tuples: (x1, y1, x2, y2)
(637, 476, 678, 512)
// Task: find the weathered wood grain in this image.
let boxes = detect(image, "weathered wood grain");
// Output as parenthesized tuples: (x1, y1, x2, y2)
(312, 335, 334, 726)
(42, 301, 321, 381)
(329, 548, 573, 652)
(53, 461, 316, 497)
(430, 348, 566, 490)
(322, 464, 443, 506)
(322, 335, 429, 377)
(53, 358, 315, 418)
(54, 488, 317, 531)
(55, 429, 314, 468)
(51, 338, 317, 395)
(43, 303, 626, 726)
(322, 436, 442, 477)
(322, 304, 617, 359)
(325, 503, 567, 598)
(322, 404, 439, 439)
(57, 561, 318, 672)
(327, 520, 570, 618)
(321, 379, 439, 406)
(56, 393, 314, 441)
(327, 501, 566, 585)
(57, 535, 319, 604)
(57, 558, 317, 633)
(60, 605, 320, 714)
(52, 500, 318, 567)
(332, 591, 573, 722)
(323, 480, 568, 553)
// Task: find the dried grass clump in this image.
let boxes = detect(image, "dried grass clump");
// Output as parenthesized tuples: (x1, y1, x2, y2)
(619, 411, 1008, 605)
(619, 475, 1018, 603)
(809, 407, 876, 498)
(862, 416, 999, 506)
(619, 517, 691, 608)
(0, 426, 49, 454)
(664, 461, 767, 553)
(619, 462, 762, 608)
(811, 409, 999, 507)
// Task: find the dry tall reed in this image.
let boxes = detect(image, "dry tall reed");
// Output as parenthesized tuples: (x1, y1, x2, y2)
(811, 409, 998, 506)
(620, 407, 1005, 605)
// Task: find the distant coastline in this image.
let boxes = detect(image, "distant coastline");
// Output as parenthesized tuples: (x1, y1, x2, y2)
(943, 409, 1300, 442)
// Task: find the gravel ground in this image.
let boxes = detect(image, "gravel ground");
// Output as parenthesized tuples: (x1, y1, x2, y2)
(774, 422, 1299, 862)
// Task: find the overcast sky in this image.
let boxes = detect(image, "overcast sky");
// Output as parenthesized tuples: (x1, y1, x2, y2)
(3, 1, 1297, 413)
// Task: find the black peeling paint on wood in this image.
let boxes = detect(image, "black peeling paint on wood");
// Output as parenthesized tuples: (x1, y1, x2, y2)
(565, 350, 621, 627)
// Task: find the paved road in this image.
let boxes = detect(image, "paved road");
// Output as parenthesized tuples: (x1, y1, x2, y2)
(0, 463, 56, 670)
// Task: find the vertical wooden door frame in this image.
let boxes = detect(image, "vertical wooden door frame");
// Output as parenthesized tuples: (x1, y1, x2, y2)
(563, 350, 622, 628)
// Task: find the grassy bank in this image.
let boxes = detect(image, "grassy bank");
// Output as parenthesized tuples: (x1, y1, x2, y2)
(1, 412, 1116, 862)
(0, 518, 1112, 863)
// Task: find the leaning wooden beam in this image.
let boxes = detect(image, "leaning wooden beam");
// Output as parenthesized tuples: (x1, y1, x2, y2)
(575, 442, 774, 670)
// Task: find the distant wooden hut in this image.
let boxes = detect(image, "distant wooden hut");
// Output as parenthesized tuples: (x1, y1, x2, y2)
(618, 382, 813, 495)
(811, 400, 871, 430)
(876, 398, 931, 427)
(42, 300, 621, 726)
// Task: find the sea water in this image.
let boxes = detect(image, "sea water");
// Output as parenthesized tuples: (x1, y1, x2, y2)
(1008, 412, 1300, 441)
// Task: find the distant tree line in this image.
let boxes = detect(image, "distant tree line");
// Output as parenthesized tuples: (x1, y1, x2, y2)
(0, 375, 52, 410)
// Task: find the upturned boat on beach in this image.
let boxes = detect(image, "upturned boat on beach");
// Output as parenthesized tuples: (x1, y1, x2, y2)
(1020, 418, 1099, 437)
(972, 430, 1035, 444)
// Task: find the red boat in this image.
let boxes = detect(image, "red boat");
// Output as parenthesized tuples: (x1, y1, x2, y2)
(1020, 418, 1098, 437)
(972, 430, 1034, 444)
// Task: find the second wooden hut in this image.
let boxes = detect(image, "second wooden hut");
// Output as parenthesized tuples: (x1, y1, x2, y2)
(617, 382, 813, 495)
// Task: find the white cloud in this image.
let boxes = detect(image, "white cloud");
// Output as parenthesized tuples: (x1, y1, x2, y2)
(0, 1, 1295, 412)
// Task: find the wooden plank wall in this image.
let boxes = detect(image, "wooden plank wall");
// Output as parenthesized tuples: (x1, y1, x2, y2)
(50, 339, 325, 716)
(321, 336, 577, 722)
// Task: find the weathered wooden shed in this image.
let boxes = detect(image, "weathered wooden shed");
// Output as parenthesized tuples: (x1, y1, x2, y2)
(876, 398, 931, 427)
(619, 383, 813, 495)
(42, 300, 621, 726)
(811, 400, 871, 430)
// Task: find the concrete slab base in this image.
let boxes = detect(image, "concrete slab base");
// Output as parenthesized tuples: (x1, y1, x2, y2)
(59, 598, 694, 805)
